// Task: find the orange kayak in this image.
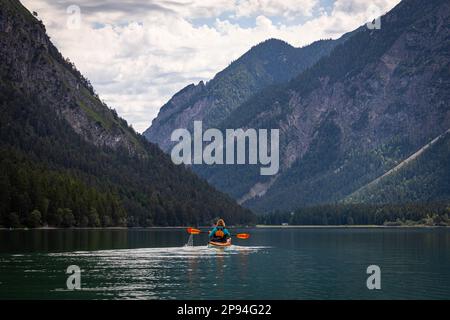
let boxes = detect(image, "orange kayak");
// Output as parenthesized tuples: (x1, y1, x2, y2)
(208, 238, 232, 248)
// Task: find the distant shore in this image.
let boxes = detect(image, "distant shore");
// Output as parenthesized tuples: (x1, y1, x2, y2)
(0, 225, 448, 230)
(255, 224, 449, 228)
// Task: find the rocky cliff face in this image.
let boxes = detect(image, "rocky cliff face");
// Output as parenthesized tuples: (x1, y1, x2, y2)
(0, 0, 139, 153)
(144, 0, 450, 213)
(144, 38, 343, 151)
(235, 0, 450, 212)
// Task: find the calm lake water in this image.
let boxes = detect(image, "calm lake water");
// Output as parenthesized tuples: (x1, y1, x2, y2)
(0, 228, 449, 300)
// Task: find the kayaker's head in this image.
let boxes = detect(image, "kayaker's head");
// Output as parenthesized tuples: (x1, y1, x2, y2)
(216, 219, 225, 227)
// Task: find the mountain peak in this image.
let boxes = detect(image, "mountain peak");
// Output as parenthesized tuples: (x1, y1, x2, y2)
(239, 38, 295, 62)
(145, 36, 341, 150)
(254, 38, 293, 49)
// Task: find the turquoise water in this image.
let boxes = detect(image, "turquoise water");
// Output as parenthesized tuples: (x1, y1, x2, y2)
(0, 228, 449, 299)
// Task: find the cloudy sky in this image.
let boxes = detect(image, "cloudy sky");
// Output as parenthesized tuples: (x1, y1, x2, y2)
(22, 0, 400, 133)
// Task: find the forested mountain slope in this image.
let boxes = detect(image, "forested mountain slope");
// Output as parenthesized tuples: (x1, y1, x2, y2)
(0, 0, 255, 227)
(345, 130, 450, 204)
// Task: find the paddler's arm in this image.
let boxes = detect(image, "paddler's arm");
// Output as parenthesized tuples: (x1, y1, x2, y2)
(209, 227, 217, 238)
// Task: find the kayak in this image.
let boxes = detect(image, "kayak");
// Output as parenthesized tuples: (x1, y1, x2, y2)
(208, 238, 232, 248)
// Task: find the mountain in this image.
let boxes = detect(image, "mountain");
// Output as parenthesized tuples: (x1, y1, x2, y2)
(239, 0, 450, 213)
(145, 0, 450, 213)
(143, 37, 347, 150)
(0, 0, 255, 228)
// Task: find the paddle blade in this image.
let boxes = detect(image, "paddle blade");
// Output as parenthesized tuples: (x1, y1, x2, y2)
(236, 233, 250, 239)
(187, 227, 201, 235)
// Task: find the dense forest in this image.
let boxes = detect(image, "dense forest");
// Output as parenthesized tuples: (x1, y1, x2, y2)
(345, 132, 450, 204)
(0, 85, 255, 228)
(259, 203, 450, 226)
(0, 148, 126, 228)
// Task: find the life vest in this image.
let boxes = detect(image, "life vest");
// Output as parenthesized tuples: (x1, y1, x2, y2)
(214, 227, 225, 238)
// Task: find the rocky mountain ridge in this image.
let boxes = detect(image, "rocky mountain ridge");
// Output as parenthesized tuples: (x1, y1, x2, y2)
(145, 0, 450, 213)
(144, 37, 349, 151)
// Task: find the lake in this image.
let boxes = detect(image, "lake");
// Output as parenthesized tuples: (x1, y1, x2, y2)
(0, 228, 449, 299)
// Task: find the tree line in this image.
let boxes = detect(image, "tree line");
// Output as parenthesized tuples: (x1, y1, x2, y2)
(258, 203, 450, 226)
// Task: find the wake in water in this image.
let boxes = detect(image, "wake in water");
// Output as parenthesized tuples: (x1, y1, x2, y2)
(48, 244, 270, 258)
(185, 234, 194, 247)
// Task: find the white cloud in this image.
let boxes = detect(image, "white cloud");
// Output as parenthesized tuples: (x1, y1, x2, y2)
(21, 0, 400, 133)
(235, 0, 317, 18)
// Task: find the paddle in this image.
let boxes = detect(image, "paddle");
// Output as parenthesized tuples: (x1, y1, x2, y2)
(186, 227, 250, 239)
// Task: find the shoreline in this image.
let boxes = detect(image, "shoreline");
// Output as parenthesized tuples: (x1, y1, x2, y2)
(255, 224, 449, 228)
(0, 225, 448, 231)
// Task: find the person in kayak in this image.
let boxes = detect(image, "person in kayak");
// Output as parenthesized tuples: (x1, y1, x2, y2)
(209, 219, 231, 243)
